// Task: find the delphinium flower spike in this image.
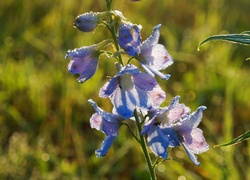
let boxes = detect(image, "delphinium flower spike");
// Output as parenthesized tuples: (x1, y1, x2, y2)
(65, 1, 209, 178)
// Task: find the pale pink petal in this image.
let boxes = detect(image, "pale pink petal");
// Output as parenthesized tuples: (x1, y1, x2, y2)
(182, 128, 209, 154)
(167, 103, 190, 123)
(90, 113, 102, 130)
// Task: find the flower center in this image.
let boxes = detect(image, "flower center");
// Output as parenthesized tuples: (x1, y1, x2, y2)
(120, 73, 134, 91)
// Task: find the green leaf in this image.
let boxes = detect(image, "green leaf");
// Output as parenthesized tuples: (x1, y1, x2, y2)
(214, 130, 250, 147)
(241, 31, 250, 35)
(198, 32, 250, 50)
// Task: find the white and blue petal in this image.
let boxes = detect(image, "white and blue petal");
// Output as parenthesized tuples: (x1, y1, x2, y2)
(140, 24, 161, 50)
(140, 63, 171, 80)
(100, 64, 165, 119)
(161, 127, 180, 147)
(99, 76, 119, 98)
(178, 106, 206, 132)
(118, 23, 142, 56)
(88, 99, 124, 157)
(147, 125, 169, 158)
(110, 85, 152, 119)
(181, 142, 200, 166)
(137, 24, 173, 80)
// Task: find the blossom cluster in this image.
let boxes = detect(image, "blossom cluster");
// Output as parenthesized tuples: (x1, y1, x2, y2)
(65, 9, 209, 166)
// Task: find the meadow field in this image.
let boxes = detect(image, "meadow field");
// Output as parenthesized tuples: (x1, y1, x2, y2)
(0, 0, 250, 179)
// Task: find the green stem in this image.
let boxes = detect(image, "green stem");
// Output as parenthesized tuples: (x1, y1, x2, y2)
(106, 0, 112, 11)
(134, 110, 157, 180)
(105, 0, 124, 66)
(121, 122, 141, 143)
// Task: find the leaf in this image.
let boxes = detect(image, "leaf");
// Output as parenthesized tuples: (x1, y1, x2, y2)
(198, 32, 250, 50)
(214, 130, 250, 147)
(241, 31, 250, 35)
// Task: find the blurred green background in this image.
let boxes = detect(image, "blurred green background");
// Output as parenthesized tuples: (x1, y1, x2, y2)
(0, 0, 250, 179)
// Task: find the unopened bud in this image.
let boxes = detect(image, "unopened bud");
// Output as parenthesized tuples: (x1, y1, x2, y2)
(74, 12, 103, 32)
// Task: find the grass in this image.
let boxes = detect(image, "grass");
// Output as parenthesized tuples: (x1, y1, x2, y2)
(0, 0, 249, 179)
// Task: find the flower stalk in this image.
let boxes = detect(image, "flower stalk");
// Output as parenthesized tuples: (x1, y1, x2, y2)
(134, 110, 157, 180)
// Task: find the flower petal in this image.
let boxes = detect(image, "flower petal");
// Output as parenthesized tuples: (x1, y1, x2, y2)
(133, 73, 158, 91)
(99, 76, 119, 98)
(148, 44, 173, 70)
(148, 85, 166, 107)
(181, 128, 209, 154)
(140, 64, 171, 80)
(111, 86, 152, 119)
(117, 64, 140, 76)
(68, 56, 98, 83)
(88, 99, 123, 123)
(118, 23, 141, 56)
(95, 136, 117, 157)
(140, 24, 161, 51)
(147, 125, 169, 158)
(189, 106, 207, 128)
(90, 113, 102, 130)
(162, 127, 180, 147)
(141, 115, 157, 135)
(167, 103, 190, 124)
(181, 142, 200, 166)
(179, 106, 206, 131)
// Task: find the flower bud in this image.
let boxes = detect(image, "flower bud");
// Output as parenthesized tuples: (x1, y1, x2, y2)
(74, 12, 103, 32)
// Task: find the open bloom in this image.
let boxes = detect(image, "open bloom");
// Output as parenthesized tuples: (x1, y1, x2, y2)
(137, 24, 173, 80)
(117, 22, 142, 56)
(88, 99, 124, 157)
(99, 64, 166, 119)
(65, 40, 111, 83)
(142, 96, 209, 166)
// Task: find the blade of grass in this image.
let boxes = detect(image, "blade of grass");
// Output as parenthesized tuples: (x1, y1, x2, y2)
(214, 130, 250, 147)
(198, 33, 250, 50)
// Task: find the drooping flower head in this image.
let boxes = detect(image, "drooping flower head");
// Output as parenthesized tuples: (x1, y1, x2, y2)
(88, 99, 125, 157)
(117, 22, 142, 56)
(142, 96, 209, 166)
(99, 64, 166, 119)
(65, 39, 112, 83)
(137, 24, 173, 80)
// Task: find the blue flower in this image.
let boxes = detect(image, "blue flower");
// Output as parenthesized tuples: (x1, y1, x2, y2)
(137, 24, 173, 80)
(99, 64, 166, 119)
(117, 23, 142, 56)
(142, 96, 209, 166)
(65, 40, 111, 83)
(88, 99, 124, 157)
(74, 12, 104, 32)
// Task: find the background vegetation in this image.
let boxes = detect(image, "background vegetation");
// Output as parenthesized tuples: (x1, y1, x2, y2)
(0, 0, 249, 179)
